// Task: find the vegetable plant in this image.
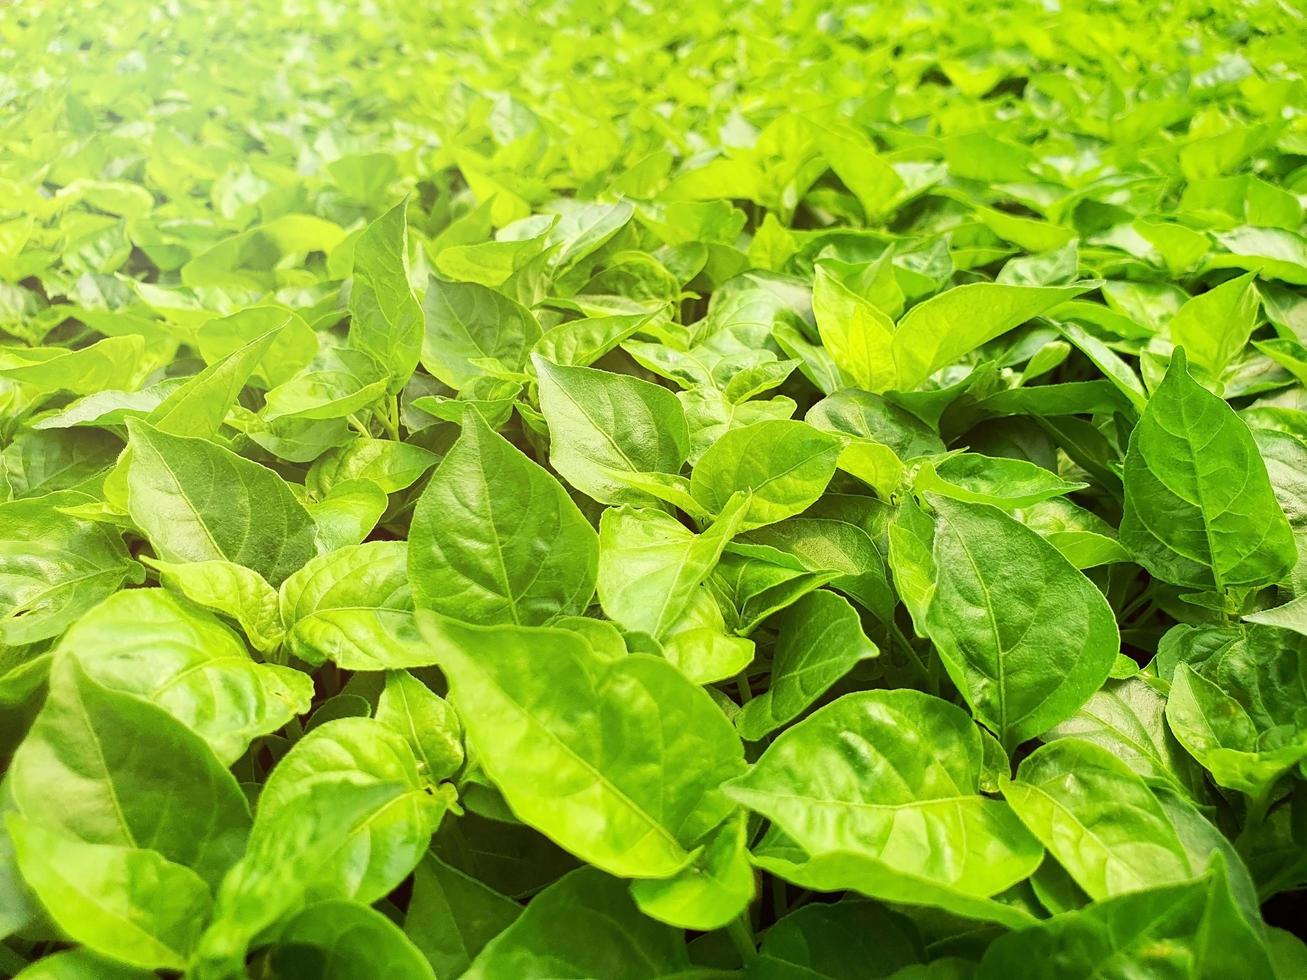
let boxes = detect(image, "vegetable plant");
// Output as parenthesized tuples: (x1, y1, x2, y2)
(1, 0, 1307, 976)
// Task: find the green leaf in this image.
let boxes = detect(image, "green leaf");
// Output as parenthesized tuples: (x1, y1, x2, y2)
(409, 411, 598, 625)
(282, 541, 429, 669)
(892, 282, 1090, 391)
(464, 867, 690, 980)
(1042, 677, 1203, 799)
(197, 717, 451, 970)
(347, 199, 424, 394)
(916, 453, 1086, 509)
(377, 669, 464, 783)
(0, 492, 142, 645)
(755, 900, 925, 979)
(0, 336, 145, 396)
(919, 495, 1120, 748)
(1120, 350, 1296, 591)
(1166, 662, 1307, 801)
(421, 279, 541, 388)
(55, 588, 311, 764)
(149, 325, 282, 437)
(628, 810, 754, 930)
(403, 854, 522, 978)
(1169, 271, 1260, 382)
(534, 356, 690, 505)
(125, 419, 316, 586)
(597, 498, 744, 638)
(1002, 739, 1211, 900)
(143, 556, 284, 652)
(691, 419, 841, 530)
(736, 589, 879, 740)
(976, 855, 1276, 980)
(422, 614, 746, 879)
(7, 655, 251, 887)
(7, 815, 212, 971)
(264, 900, 436, 980)
(812, 264, 896, 394)
(725, 689, 1043, 925)
(308, 438, 438, 496)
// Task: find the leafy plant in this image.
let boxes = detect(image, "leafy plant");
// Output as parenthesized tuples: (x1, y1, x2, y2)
(2, 0, 1307, 976)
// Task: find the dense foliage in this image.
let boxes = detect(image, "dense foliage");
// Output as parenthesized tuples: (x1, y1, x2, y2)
(3, 0, 1307, 976)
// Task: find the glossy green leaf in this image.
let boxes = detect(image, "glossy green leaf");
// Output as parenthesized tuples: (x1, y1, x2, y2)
(736, 589, 879, 740)
(143, 556, 284, 652)
(597, 498, 744, 638)
(264, 900, 435, 980)
(377, 669, 464, 782)
(7, 655, 251, 886)
(409, 411, 598, 625)
(125, 420, 316, 586)
(691, 419, 841, 530)
(347, 199, 424, 393)
(423, 614, 746, 879)
(1120, 350, 1296, 590)
(919, 495, 1119, 748)
(197, 717, 451, 970)
(403, 854, 522, 978)
(725, 690, 1043, 925)
(282, 541, 430, 669)
(0, 492, 142, 645)
(534, 356, 690, 505)
(7, 815, 212, 971)
(464, 868, 690, 980)
(421, 279, 541, 388)
(55, 588, 311, 764)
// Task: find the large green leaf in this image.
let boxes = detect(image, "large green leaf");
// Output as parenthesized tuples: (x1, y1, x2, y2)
(6, 655, 251, 887)
(422, 614, 746, 879)
(55, 588, 311, 764)
(7, 815, 212, 971)
(1120, 350, 1296, 590)
(725, 689, 1043, 925)
(409, 411, 597, 626)
(125, 420, 316, 586)
(919, 495, 1120, 748)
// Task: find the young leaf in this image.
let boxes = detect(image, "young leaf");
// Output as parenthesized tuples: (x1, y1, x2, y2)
(534, 356, 690, 505)
(920, 495, 1120, 748)
(347, 199, 424, 393)
(422, 614, 746, 879)
(1120, 350, 1296, 591)
(125, 420, 317, 586)
(409, 411, 598, 626)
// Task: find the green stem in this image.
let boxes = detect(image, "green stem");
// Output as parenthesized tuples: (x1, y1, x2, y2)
(1236, 789, 1275, 856)
(726, 914, 758, 966)
(889, 620, 935, 694)
(735, 670, 753, 705)
(373, 398, 400, 440)
(347, 414, 372, 437)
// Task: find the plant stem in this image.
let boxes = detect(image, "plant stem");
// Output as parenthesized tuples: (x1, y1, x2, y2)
(1236, 789, 1275, 856)
(726, 914, 758, 965)
(889, 620, 935, 694)
(374, 397, 400, 439)
(735, 669, 753, 704)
